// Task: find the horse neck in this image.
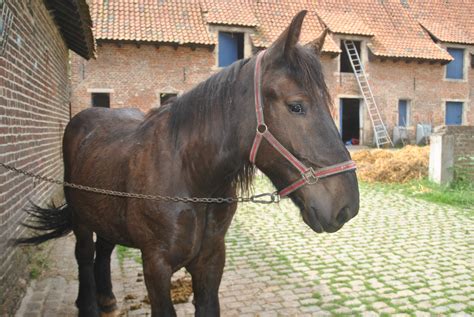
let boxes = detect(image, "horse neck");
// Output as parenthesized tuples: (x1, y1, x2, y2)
(174, 64, 256, 195)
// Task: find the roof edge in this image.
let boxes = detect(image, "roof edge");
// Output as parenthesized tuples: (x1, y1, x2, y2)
(44, 0, 95, 59)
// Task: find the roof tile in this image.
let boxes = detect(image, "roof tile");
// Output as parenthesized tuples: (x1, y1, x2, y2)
(406, 0, 474, 45)
(90, 0, 470, 61)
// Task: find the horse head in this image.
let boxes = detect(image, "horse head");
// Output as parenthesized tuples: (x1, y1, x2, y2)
(249, 11, 359, 233)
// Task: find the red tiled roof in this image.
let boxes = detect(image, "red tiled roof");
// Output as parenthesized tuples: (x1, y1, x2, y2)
(317, 11, 374, 37)
(90, 0, 469, 61)
(202, 0, 258, 27)
(91, 0, 213, 45)
(250, 1, 340, 53)
(314, 0, 452, 61)
(406, 0, 474, 45)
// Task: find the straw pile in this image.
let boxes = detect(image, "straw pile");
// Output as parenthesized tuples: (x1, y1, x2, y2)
(352, 145, 430, 183)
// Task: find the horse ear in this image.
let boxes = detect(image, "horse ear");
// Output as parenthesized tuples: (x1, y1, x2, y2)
(269, 10, 307, 59)
(305, 28, 328, 55)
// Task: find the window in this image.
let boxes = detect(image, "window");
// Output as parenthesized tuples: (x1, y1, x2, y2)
(340, 41, 361, 73)
(446, 48, 464, 79)
(218, 32, 244, 67)
(445, 102, 463, 125)
(91, 93, 110, 108)
(398, 100, 409, 126)
(160, 93, 177, 106)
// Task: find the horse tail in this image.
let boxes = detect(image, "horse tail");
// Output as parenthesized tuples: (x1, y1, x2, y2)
(15, 202, 73, 245)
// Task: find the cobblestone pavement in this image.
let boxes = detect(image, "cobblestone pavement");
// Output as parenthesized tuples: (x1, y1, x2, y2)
(15, 178, 473, 316)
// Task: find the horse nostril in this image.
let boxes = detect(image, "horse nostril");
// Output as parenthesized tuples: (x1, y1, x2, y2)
(336, 206, 350, 224)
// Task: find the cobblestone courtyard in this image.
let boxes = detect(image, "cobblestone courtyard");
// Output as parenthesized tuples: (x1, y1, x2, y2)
(16, 178, 473, 316)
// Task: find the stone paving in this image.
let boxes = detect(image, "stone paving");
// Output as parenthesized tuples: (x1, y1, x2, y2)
(15, 177, 474, 316)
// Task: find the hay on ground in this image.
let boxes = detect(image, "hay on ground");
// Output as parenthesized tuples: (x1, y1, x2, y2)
(351, 145, 430, 183)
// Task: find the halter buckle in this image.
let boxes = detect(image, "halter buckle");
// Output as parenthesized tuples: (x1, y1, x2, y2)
(302, 168, 319, 185)
(250, 192, 281, 204)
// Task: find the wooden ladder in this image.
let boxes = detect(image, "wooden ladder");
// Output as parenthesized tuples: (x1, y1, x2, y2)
(343, 40, 393, 148)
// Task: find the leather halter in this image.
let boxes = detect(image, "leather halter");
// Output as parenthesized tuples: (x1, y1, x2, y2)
(249, 50, 357, 198)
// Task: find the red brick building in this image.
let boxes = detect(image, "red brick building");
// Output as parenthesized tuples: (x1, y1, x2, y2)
(0, 0, 94, 314)
(71, 0, 473, 145)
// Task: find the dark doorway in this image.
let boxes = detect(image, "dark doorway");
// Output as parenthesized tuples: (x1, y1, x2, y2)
(91, 93, 110, 108)
(340, 98, 360, 144)
(340, 41, 361, 73)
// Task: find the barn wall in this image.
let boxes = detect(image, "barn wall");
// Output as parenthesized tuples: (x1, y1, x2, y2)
(0, 1, 70, 314)
(321, 51, 472, 145)
(71, 43, 216, 115)
(71, 43, 473, 145)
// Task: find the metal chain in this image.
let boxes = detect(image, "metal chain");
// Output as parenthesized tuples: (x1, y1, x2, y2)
(0, 162, 281, 204)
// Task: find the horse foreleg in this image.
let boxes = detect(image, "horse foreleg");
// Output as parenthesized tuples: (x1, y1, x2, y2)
(141, 249, 176, 317)
(186, 238, 226, 317)
(94, 236, 118, 316)
(74, 226, 100, 317)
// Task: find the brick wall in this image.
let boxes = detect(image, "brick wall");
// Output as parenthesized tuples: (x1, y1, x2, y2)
(71, 41, 473, 145)
(440, 125, 474, 180)
(0, 1, 70, 314)
(71, 43, 216, 115)
(320, 38, 473, 145)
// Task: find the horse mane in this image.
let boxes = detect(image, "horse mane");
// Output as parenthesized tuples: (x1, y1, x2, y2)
(165, 58, 255, 193)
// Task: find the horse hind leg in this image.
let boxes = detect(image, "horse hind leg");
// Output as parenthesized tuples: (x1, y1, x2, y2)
(74, 225, 100, 317)
(95, 236, 119, 316)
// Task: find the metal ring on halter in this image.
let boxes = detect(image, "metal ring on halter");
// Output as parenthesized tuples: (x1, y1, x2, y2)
(256, 124, 268, 134)
(302, 168, 319, 185)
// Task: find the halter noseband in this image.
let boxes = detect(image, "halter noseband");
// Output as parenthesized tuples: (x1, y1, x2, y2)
(250, 50, 357, 198)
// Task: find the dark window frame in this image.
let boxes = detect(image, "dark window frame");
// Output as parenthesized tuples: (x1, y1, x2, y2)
(398, 99, 409, 126)
(340, 40, 362, 73)
(160, 93, 177, 106)
(91, 92, 110, 108)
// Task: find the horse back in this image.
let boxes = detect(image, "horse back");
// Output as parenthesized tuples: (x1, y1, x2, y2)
(63, 107, 146, 182)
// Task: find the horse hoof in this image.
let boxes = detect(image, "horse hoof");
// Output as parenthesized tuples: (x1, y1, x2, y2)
(98, 294, 118, 313)
(100, 310, 120, 317)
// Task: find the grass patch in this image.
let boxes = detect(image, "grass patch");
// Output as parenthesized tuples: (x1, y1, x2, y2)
(362, 177, 474, 212)
(25, 243, 51, 279)
(116, 245, 142, 265)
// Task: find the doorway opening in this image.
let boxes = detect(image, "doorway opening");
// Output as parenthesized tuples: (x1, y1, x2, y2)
(340, 98, 360, 145)
(91, 93, 110, 108)
(340, 41, 361, 73)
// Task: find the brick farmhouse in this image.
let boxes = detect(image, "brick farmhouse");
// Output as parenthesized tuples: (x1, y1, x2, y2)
(71, 0, 473, 145)
(0, 0, 94, 314)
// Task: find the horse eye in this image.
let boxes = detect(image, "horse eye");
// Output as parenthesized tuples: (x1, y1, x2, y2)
(288, 103, 305, 114)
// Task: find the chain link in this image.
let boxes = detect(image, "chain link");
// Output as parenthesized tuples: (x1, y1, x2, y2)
(0, 162, 280, 204)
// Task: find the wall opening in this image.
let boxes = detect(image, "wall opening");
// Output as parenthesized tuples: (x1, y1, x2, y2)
(446, 48, 464, 79)
(398, 99, 409, 126)
(340, 98, 360, 144)
(160, 93, 177, 106)
(445, 101, 463, 125)
(340, 40, 361, 73)
(218, 32, 244, 67)
(91, 93, 110, 108)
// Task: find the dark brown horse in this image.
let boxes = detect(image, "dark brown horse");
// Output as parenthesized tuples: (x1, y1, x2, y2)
(18, 11, 359, 317)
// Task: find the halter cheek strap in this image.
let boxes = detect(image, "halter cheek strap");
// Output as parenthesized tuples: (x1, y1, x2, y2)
(250, 50, 357, 198)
